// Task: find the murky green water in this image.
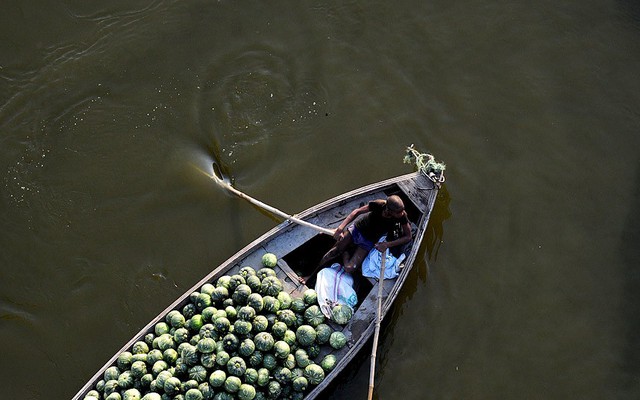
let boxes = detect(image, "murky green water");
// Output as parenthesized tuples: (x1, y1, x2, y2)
(1, 1, 639, 398)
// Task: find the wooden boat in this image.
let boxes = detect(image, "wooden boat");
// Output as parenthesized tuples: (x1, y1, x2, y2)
(73, 171, 439, 400)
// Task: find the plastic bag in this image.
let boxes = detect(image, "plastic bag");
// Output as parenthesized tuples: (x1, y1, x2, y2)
(314, 263, 358, 319)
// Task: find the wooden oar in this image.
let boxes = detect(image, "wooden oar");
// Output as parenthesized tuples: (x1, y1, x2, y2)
(208, 163, 335, 236)
(368, 251, 387, 400)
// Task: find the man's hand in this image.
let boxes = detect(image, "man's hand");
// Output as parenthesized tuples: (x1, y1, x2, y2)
(374, 242, 389, 253)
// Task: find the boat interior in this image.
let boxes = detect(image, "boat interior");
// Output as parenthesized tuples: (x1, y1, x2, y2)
(282, 188, 421, 308)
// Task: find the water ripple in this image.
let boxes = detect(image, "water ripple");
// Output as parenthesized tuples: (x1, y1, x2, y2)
(0, 0, 183, 230)
(63, 0, 167, 22)
(0, 296, 36, 327)
(197, 45, 329, 184)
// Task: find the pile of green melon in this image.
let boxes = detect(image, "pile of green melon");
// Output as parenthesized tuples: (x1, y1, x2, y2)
(83, 253, 349, 400)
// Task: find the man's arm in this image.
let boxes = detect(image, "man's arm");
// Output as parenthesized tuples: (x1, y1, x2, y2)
(333, 204, 369, 239)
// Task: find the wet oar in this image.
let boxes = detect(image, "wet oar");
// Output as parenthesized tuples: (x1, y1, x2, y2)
(208, 163, 335, 236)
(368, 251, 387, 400)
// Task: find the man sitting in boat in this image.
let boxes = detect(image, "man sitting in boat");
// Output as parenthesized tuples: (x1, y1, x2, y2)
(299, 195, 412, 284)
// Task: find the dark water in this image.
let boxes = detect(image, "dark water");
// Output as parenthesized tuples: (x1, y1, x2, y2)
(1, 1, 639, 399)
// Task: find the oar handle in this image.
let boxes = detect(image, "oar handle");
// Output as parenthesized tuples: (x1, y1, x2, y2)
(368, 250, 387, 400)
(214, 176, 335, 236)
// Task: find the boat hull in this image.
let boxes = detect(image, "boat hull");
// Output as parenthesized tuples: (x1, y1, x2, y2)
(72, 171, 439, 399)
